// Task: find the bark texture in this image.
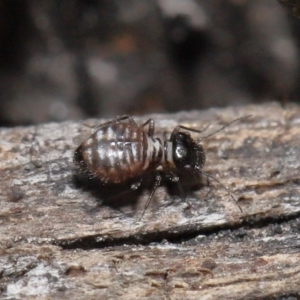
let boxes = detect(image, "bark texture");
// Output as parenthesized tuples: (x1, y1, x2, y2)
(0, 102, 300, 299)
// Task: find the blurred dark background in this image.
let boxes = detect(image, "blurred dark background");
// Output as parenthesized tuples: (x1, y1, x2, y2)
(0, 0, 299, 126)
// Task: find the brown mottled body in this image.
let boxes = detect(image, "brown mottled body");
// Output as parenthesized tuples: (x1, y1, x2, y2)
(74, 120, 164, 184)
(74, 115, 247, 219)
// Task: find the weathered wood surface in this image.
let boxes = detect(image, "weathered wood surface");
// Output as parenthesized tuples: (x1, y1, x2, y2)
(0, 102, 300, 299)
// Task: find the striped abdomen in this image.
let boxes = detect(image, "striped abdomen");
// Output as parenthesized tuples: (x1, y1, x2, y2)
(75, 122, 162, 183)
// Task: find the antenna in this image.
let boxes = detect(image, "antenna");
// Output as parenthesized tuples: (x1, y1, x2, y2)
(195, 115, 252, 213)
(197, 168, 243, 213)
(197, 115, 251, 143)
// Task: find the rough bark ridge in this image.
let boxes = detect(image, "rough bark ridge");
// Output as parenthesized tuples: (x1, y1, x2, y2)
(0, 102, 300, 299)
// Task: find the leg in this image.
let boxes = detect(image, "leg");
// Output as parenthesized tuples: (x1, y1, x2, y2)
(166, 171, 193, 210)
(131, 178, 142, 190)
(205, 173, 210, 187)
(89, 178, 142, 215)
(166, 171, 179, 183)
(137, 173, 161, 221)
(92, 115, 138, 132)
(141, 118, 155, 137)
(163, 130, 168, 141)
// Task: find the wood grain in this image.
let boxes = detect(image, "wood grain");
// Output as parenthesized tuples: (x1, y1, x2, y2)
(0, 102, 300, 299)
